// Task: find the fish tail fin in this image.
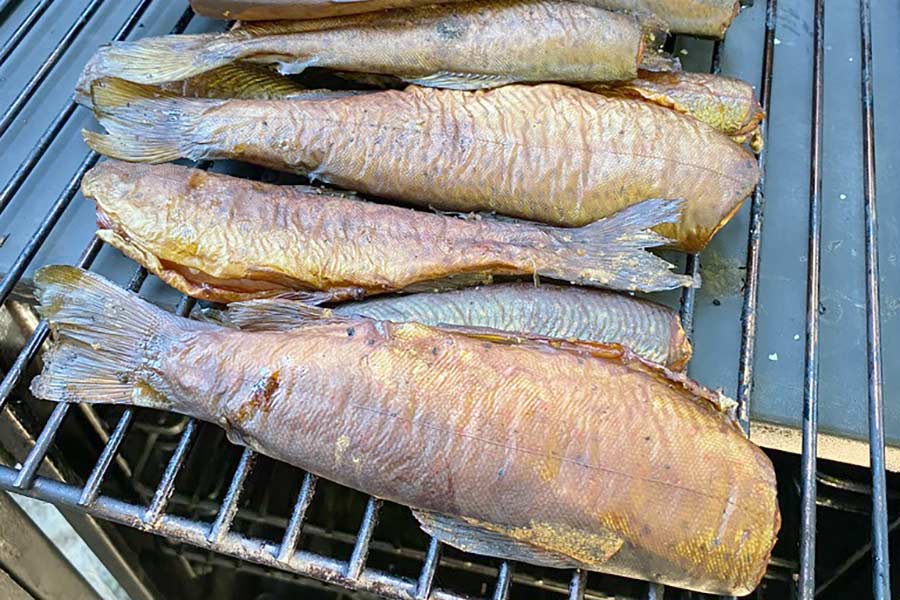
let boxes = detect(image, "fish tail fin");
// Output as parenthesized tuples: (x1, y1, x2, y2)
(85, 34, 237, 85)
(83, 78, 205, 163)
(29, 265, 183, 409)
(537, 198, 697, 293)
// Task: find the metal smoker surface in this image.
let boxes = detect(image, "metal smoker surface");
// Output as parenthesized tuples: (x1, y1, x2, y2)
(0, 1, 896, 599)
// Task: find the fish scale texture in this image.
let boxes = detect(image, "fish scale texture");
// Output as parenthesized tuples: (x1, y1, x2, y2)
(198, 84, 759, 251)
(155, 318, 778, 595)
(189, 0, 739, 37)
(338, 283, 691, 368)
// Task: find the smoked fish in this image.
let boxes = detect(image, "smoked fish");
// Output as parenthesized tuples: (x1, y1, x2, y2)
(219, 283, 693, 369)
(189, 0, 740, 37)
(82, 160, 693, 303)
(84, 79, 759, 252)
(31, 265, 779, 595)
(79, 1, 645, 91)
(585, 70, 764, 152)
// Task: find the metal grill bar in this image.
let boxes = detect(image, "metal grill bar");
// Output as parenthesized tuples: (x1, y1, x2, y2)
(12, 401, 71, 488)
(143, 419, 199, 525)
(346, 497, 382, 580)
(567, 570, 587, 600)
(735, 0, 778, 430)
(277, 472, 318, 563)
(208, 447, 257, 545)
(415, 537, 442, 600)
(858, 0, 891, 596)
(0, 0, 168, 216)
(0, 0, 107, 136)
(0, 0, 52, 67)
(798, 0, 825, 597)
(79, 408, 135, 507)
(492, 562, 512, 600)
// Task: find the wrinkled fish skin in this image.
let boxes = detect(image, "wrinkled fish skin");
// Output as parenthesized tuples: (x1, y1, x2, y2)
(85, 80, 759, 252)
(190, 0, 739, 37)
(225, 283, 693, 369)
(586, 70, 764, 152)
(82, 161, 692, 303)
(32, 265, 780, 596)
(591, 0, 740, 37)
(81, 1, 644, 91)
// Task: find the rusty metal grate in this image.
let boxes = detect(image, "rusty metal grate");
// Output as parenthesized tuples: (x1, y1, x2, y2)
(0, 0, 894, 598)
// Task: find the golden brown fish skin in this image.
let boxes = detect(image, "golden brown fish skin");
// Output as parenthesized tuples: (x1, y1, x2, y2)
(82, 161, 691, 303)
(587, 0, 740, 37)
(86, 81, 757, 252)
(32, 265, 779, 595)
(191, 0, 739, 37)
(586, 71, 765, 152)
(85, 1, 644, 90)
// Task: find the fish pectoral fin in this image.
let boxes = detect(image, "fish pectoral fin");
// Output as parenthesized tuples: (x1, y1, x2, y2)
(412, 510, 623, 569)
(403, 71, 518, 91)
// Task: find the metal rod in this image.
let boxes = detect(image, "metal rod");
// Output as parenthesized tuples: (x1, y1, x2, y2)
(815, 515, 900, 596)
(492, 562, 513, 600)
(0, 151, 101, 307)
(415, 537, 442, 600)
(346, 497, 382, 580)
(798, 0, 825, 597)
(0, 0, 107, 137)
(143, 419, 199, 525)
(0, 0, 20, 24)
(79, 409, 134, 507)
(207, 447, 257, 545)
(678, 254, 700, 342)
(277, 472, 318, 562)
(0, 467, 472, 600)
(735, 0, 778, 431)
(0, 0, 52, 67)
(12, 401, 71, 489)
(568, 570, 587, 600)
(646, 583, 664, 600)
(858, 0, 890, 596)
(0, 0, 172, 216)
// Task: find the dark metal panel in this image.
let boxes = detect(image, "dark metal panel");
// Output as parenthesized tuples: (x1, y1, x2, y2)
(0, 491, 100, 600)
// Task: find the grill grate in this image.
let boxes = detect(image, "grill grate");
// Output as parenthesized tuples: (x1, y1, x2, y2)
(0, 1, 894, 598)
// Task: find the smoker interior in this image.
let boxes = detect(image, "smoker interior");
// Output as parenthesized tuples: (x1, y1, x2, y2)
(0, 0, 898, 599)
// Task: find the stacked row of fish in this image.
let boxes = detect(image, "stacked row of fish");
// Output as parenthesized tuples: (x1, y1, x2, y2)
(31, 0, 779, 596)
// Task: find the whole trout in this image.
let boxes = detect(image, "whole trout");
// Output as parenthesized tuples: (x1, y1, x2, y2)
(85, 79, 759, 252)
(586, 70, 764, 152)
(82, 161, 692, 303)
(32, 265, 779, 595)
(220, 283, 693, 369)
(189, 0, 740, 37)
(80, 1, 644, 91)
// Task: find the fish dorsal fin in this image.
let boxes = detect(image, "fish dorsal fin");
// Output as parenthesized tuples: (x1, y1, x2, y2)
(404, 71, 518, 90)
(211, 298, 349, 332)
(412, 510, 622, 569)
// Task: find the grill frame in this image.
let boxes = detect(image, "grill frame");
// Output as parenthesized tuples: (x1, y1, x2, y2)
(0, 1, 893, 598)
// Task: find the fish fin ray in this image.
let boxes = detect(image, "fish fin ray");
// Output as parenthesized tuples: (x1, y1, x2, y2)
(412, 510, 622, 568)
(85, 78, 208, 163)
(28, 266, 193, 408)
(212, 298, 346, 331)
(80, 34, 239, 86)
(404, 71, 518, 90)
(536, 198, 697, 293)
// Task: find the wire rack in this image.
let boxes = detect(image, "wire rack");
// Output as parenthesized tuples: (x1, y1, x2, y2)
(0, 0, 893, 598)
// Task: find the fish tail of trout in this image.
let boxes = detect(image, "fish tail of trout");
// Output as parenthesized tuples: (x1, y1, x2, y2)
(29, 265, 182, 410)
(85, 34, 239, 86)
(83, 78, 207, 163)
(535, 198, 698, 293)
